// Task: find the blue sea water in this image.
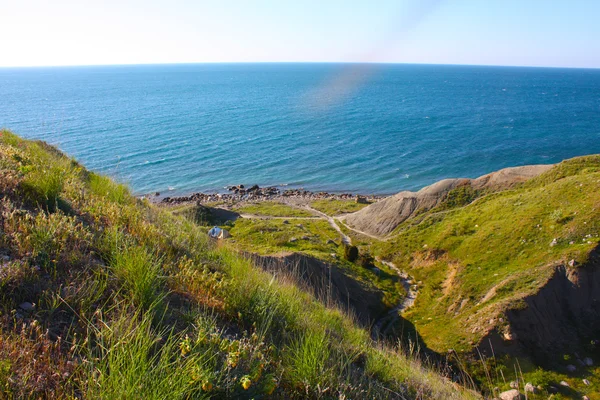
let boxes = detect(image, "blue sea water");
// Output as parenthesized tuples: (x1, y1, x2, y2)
(1, 63, 600, 196)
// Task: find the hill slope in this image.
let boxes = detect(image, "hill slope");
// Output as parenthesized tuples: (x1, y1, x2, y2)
(342, 155, 600, 398)
(360, 156, 600, 354)
(0, 130, 474, 398)
(345, 164, 554, 237)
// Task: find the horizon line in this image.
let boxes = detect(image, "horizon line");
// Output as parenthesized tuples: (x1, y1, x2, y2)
(1, 61, 599, 71)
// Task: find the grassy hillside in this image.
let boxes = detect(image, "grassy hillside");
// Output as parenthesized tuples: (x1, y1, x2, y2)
(371, 155, 600, 352)
(0, 130, 474, 399)
(363, 155, 600, 398)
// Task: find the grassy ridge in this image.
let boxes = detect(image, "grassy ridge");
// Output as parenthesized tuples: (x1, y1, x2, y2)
(372, 156, 600, 352)
(0, 130, 473, 398)
(365, 155, 600, 398)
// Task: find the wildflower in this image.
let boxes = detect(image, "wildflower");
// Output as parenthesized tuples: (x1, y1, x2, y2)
(240, 375, 251, 390)
(227, 352, 239, 368)
(264, 376, 277, 395)
(179, 335, 191, 356)
(202, 381, 213, 391)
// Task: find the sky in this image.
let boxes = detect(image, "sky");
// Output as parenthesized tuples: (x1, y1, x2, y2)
(1, 0, 599, 68)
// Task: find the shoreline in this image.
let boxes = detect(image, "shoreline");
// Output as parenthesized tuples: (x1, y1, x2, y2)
(148, 184, 386, 205)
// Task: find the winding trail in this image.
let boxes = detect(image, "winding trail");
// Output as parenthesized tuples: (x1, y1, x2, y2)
(300, 205, 353, 246)
(335, 216, 383, 241)
(371, 258, 418, 339)
(233, 202, 418, 340)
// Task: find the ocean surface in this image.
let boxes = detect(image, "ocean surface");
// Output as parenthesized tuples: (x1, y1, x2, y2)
(1, 63, 600, 196)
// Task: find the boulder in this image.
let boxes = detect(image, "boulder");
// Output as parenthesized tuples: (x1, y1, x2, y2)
(19, 302, 35, 311)
(524, 382, 536, 393)
(355, 195, 369, 204)
(499, 389, 523, 400)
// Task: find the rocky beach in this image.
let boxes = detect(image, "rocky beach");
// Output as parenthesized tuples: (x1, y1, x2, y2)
(153, 184, 384, 205)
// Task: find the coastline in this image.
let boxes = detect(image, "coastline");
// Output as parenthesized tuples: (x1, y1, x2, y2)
(148, 184, 386, 205)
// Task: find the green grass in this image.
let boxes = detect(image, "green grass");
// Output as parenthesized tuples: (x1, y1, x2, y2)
(168, 203, 213, 225)
(311, 198, 370, 216)
(84, 308, 206, 399)
(104, 232, 164, 310)
(233, 201, 314, 217)
(0, 130, 474, 398)
(286, 329, 333, 390)
(88, 173, 131, 205)
(215, 151, 600, 399)
(465, 352, 600, 399)
(368, 156, 600, 353)
(226, 218, 405, 307)
(228, 218, 340, 256)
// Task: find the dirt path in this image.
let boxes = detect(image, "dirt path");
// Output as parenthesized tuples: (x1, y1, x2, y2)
(300, 205, 353, 246)
(335, 216, 383, 241)
(233, 204, 353, 246)
(372, 258, 418, 339)
(237, 214, 319, 220)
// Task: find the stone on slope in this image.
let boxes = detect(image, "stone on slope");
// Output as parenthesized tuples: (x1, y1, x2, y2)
(499, 389, 523, 400)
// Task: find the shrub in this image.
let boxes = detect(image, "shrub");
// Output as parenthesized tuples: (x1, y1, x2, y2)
(358, 252, 375, 269)
(343, 244, 359, 262)
(441, 184, 479, 210)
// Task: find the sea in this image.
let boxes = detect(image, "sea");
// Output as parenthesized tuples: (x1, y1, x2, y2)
(1, 63, 599, 196)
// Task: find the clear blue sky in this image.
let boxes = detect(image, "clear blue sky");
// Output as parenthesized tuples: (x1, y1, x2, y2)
(2, 0, 599, 68)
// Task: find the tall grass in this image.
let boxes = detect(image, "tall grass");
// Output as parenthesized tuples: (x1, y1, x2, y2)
(286, 329, 332, 390)
(103, 230, 163, 309)
(22, 165, 65, 211)
(84, 308, 209, 399)
(88, 173, 130, 204)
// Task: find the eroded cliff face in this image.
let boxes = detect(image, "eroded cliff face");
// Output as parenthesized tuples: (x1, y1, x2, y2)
(247, 253, 388, 326)
(345, 164, 554, 237)
(479, 246, 600, 361)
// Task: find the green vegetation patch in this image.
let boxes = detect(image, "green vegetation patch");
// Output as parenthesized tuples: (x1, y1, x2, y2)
(311, 198, 370, 216)
(228, 218, 340, 256)
(233, 201, 314, 217)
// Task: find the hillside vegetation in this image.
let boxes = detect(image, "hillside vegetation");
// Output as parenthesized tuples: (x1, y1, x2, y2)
(208, 154, 600, 399)
(0, 130, 474, 399)
(360, 155, 600, 398)
(369, 155, 600, 353)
